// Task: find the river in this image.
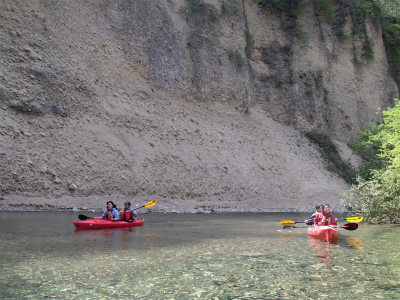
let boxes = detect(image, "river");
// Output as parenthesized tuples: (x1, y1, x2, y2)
(1, 212, 399, 299)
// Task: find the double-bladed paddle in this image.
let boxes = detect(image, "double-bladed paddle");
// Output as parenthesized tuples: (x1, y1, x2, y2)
(282, 223, 358, 230)
(132, 199, 157, 211)
(280, 216, 363, 226)
(78, 199, 157, 221)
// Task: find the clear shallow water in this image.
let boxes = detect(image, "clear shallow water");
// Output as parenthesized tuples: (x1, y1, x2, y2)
(1, 212, 400, 299)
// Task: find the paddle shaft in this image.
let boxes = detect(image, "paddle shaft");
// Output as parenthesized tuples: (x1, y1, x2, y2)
(281, 216, 363, 226)
(283, 223, 358, 231)
(132, 205, 145, 211)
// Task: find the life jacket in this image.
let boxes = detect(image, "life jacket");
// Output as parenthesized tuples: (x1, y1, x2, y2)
(120, 209, 133, 221)
(104, 209, 114, 220)
(323, 212, 333, 225)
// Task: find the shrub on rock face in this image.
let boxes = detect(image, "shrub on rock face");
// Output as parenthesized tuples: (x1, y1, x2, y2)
(179, 0, 206, 21)
(304, 131, 357, 184)
(228, 48, 245, 67)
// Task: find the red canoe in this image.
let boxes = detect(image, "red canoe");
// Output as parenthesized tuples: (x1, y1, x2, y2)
(73, 218, 145, 229)
(307, 225, 340, 242)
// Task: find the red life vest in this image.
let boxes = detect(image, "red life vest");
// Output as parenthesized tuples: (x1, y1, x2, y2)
(120, 209, 133, 221)
(322, 213, 333, 225)
(104, 210, 113, 220)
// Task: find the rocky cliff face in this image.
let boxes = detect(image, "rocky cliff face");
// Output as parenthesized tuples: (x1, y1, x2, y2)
(0, 0, 397, 211)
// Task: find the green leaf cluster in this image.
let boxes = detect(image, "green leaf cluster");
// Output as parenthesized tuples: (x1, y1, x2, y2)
(342, 99, 400, 224)
(351, 124, 385, 180)
(375, 0, 400, 19)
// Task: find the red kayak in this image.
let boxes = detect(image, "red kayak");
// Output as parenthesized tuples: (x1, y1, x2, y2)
(73, 218, 145, 229)
(307, 225, 339, 242)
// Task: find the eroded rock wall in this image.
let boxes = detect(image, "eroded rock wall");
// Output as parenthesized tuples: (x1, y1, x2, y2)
(0, 0, 397, 211)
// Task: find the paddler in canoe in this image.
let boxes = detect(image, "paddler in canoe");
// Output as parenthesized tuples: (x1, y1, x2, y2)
(119, 201, 138, 222)
(313, 204, 337, 226)
(304, 204, 324, 225)
(98, 201, 120, 221)
(74, 200, 157, 229)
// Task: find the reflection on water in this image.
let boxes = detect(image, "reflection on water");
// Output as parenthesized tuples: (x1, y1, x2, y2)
(345, 236, 365, 250)
(1, 212, 400, 299)
(73, 227, 140, 250)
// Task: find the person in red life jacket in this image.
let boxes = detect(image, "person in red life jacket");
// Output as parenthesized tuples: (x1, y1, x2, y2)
(313, 204, 337, 226)
(99, 201, 120, 220)
(119, 201, 138, 222)
(304, 204, 324, 225)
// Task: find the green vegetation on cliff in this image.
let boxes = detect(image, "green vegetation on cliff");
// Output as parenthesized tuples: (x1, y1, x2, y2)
(254, 0, 400, 83)
(342, 99, 400, 224)
(304, 131, 357, 184)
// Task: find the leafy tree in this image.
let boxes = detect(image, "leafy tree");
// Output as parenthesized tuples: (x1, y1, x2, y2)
(375, 0, 400, 19)
(351, 123, 385, 180)
(342, 99, 400, 224)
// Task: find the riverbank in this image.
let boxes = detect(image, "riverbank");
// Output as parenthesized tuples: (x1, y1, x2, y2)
(0, 194, 321, 213)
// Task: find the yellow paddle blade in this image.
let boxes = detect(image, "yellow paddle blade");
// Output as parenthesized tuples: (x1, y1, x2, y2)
(144, 199, 157, 208)
(281, 220, 296, 226)
(346, 216, 363, 223)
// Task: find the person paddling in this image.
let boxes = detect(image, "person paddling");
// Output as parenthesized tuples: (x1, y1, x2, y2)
(313, 204, 337, 226)
(305, 204, 324, 225)
(119, 201, 138, 222)
(99, 201, 120, 221)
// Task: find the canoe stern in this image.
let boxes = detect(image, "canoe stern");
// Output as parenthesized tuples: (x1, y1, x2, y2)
(308, 226, 340, 242)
